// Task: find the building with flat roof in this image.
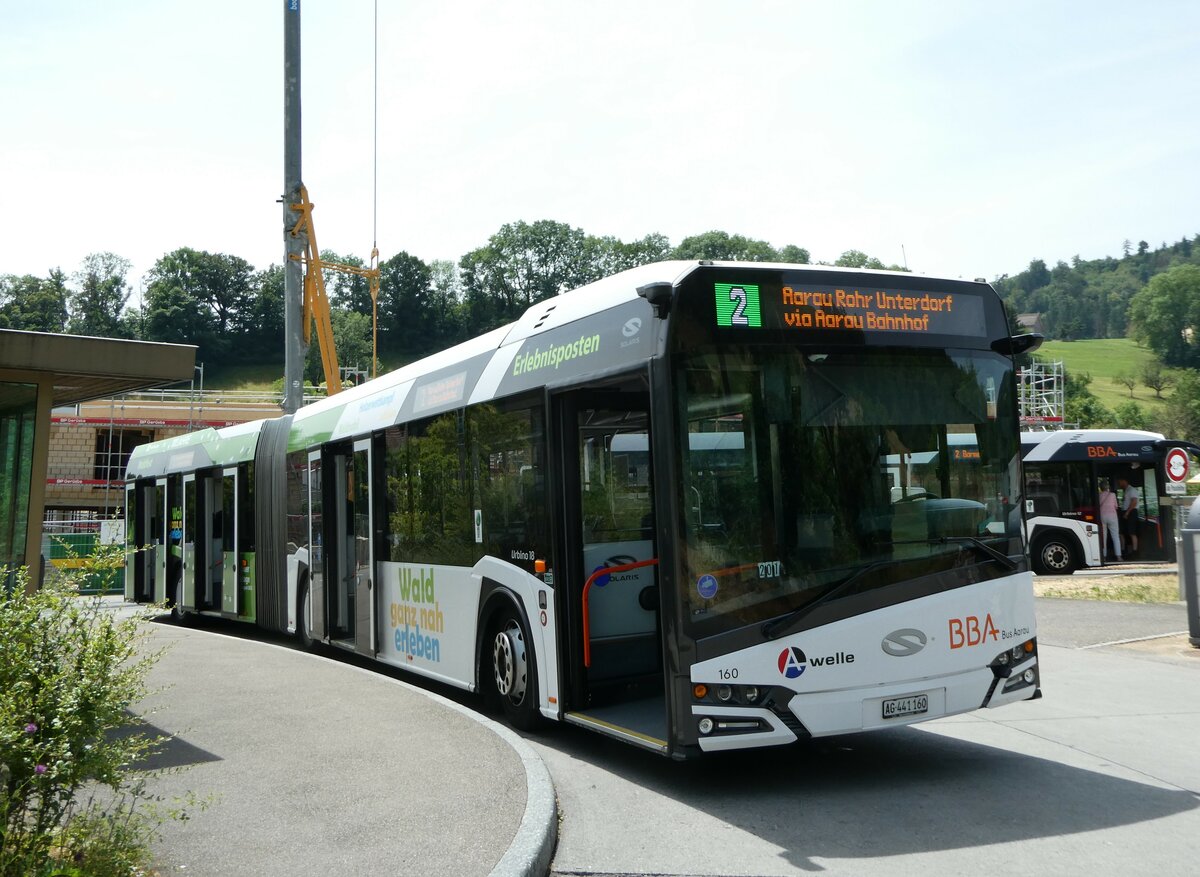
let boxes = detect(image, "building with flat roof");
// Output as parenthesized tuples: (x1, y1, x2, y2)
(0, 328, 195, 589)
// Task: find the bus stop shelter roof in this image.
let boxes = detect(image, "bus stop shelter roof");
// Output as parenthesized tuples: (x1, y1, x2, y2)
(0, 329, 196, 406)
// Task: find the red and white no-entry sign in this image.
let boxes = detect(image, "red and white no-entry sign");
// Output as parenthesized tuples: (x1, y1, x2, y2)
(1165, 447, 1189, 483)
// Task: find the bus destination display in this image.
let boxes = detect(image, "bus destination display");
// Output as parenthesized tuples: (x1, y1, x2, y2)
(715, 281, 988, 338)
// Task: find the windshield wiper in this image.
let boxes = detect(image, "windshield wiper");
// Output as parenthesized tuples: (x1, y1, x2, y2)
(761, 559, 897, 641)
(892, 536, 1019, 572)
(760, 537, 1018, 642)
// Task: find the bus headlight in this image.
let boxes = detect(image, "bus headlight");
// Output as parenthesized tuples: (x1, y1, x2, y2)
(717, 685, 733, 702)
(698, 717, 714, 735)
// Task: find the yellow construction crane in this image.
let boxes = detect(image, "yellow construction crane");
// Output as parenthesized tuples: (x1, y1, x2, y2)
(288, 184, 381, 394)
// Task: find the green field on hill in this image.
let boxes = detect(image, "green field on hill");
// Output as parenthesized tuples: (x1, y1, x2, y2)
(1036, 338, 1173, 416)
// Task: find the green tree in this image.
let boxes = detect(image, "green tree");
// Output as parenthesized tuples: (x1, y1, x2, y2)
(243, 264, 285, 358)
(0, 272, 67, 333)
(459, 220, 597, 334)
(672, 230, 781, 262)
(321, 250, 372, 315)
(1112, 371, 1137, 399)
(426, 259, 465, 351)
(305, 308, 372, 385)
(1140, 360, 1175, 399)
(68, 252, 132, 337)
(1114, 400, 1149, 430)
(1064, 370, 1112, 428)
(378, 251, 435, 358)
(585, 232, 673, 276)
(833, 249, 885, 269)
(778, 244, 811, 264)
(1128, 263, 1200, 367)
(143, 248, 257, 359)
(1155, 370, 1200, 444)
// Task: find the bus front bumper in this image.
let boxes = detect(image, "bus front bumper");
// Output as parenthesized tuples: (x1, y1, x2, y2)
(692, 653, 1040, 752)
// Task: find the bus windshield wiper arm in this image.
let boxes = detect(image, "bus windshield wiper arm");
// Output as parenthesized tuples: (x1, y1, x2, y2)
(761, 559, 894, 641)
(761, 538, 1017, 642)
(891, 536, 1019, 571)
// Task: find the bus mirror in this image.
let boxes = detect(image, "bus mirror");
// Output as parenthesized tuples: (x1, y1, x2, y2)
(637, 281, 674, 318)
(992, 333, 1044, 357)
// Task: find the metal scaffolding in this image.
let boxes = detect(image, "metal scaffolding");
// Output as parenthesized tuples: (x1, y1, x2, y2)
(1018, 359, 1068, 430)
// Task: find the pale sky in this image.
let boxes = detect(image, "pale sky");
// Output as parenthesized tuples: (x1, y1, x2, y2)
(3, 1, 1199, 292)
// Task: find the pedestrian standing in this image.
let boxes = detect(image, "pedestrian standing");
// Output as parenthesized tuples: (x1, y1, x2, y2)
(1117, 475, 1140, 558)
(1098, 480, 1121, 562)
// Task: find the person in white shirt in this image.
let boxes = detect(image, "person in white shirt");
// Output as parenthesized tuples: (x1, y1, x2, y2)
(1117, 475, 1140, 558)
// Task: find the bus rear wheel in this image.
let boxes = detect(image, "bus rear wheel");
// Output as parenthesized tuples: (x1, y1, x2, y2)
(490, 611, 539, 731)
(170, 577, 191, 625)
(297, 579, 316, 651)
(1032, 534, 1076, 575)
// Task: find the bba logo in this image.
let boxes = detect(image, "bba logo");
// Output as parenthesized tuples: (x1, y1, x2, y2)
(777, 646, 807, 678)
(948, 614, 999, 649)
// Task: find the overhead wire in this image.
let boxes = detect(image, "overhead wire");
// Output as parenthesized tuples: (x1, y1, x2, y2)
(373, 0, 379, 253)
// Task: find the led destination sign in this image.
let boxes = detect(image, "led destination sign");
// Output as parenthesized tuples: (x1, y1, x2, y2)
(715, 281, 988, 338)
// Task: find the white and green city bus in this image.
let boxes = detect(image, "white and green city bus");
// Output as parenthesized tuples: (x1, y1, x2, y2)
(125, 261, 1043, 758)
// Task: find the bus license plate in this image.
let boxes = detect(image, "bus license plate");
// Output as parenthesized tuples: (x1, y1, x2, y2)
(882, 694, 929, 719)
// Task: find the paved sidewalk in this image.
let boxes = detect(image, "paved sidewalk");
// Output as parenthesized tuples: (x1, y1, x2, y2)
(134, 621, 555, 877)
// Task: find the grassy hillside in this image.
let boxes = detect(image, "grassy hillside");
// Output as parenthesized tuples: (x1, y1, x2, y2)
(201, 362, 283, 392)
(1035, 338, 1171, 415)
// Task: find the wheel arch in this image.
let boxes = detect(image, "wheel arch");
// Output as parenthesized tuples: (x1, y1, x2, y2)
(475, 579, 535, 694)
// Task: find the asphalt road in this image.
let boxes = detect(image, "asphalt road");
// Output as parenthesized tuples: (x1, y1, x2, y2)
(527, 597, 1200, 877)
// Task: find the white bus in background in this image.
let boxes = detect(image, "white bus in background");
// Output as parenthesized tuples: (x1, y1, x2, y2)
(1021, 429, 1200, 575)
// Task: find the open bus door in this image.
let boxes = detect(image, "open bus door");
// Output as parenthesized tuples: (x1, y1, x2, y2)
(219, 468, 239, 616)
(182, 474, 196, 611)
(125, 480, 157, 603)
(554, 388, 668, 753)
(324, 440, 376, 656)
(153, 478, 167, 604)
(306, 451, 327, 642)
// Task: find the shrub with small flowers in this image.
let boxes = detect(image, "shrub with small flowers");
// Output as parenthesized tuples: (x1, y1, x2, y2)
(0, 551, 175, 876)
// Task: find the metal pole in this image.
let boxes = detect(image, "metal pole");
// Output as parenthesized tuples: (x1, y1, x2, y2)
(282, 0, 307, 414)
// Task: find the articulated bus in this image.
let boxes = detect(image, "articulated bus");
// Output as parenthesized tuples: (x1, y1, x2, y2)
(1022, 429, 1200, 575)
(125, 261, 1043, 758)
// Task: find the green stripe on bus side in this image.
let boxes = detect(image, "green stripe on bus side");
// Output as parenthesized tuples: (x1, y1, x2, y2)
(287, 406, 342, 453)
(239, 552, 256, 623)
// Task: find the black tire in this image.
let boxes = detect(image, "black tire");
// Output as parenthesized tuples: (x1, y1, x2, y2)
(488, 607, 539, 731)
(170, 576, 191, 625)
(1032, 533, 1076, 576)
(297, 578, 315, 650)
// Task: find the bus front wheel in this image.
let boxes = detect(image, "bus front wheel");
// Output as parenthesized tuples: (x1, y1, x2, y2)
(1032, 534, 1076, 576)
(489, 610, 539, 731)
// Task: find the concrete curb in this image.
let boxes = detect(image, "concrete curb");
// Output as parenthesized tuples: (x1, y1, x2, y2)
(159, 621, 557, 877)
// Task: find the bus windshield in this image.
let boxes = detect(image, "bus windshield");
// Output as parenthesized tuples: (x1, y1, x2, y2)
(677, 344, 1021, 637)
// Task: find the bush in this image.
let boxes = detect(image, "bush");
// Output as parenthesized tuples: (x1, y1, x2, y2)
(0, 553, 186, 876)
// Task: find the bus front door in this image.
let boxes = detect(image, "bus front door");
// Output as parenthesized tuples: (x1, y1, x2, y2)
(557, 390, 667, 751)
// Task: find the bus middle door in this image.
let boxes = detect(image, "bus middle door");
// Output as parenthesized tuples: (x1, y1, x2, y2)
(557, 390, 663, 722)
(327, 440, 376, 656)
